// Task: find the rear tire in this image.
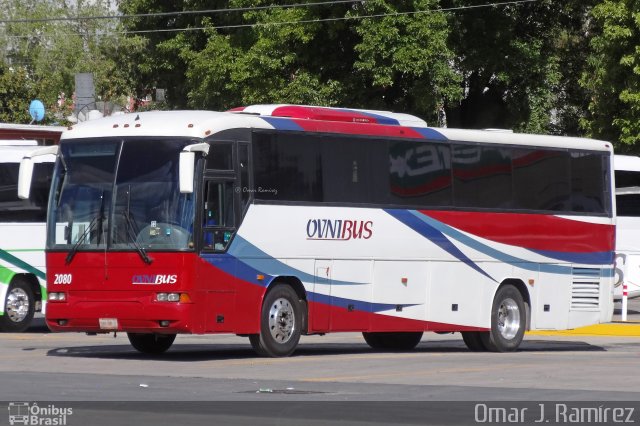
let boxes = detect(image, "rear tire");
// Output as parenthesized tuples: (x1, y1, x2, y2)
(480, 285, 526, 352)
(0, 279, 35, 332)
(461, 331, 487, 351)
(127, 333, 176, 354)
(250, 284, 302, 357)
(362, 332, 423, 350)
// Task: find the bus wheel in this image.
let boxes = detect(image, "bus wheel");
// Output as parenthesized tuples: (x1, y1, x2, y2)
(0, 279, 35, 332)
(461, 331, 487, 351)
(362, 332, 423, 350)
(480, 285, 526, 352)
(249, 285, 302, 357)
(127, 333, 176, 354)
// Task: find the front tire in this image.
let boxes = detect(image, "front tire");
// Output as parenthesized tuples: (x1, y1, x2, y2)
(480, 285, 526, 352)
(362, 332, 423, 350)
(127, 333, 176, 354)
(0, 279, 35, 332)
(250, 284, 302, 357)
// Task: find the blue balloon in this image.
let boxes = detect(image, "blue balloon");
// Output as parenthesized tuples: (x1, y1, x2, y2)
(29, 99, 45, 122)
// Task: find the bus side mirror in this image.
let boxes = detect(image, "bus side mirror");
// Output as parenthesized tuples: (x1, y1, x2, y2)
(18, 157, 34, 200)
(18, 145, 58, 199)
(179, 151, 195, 194)
(179, 143, 209, 194)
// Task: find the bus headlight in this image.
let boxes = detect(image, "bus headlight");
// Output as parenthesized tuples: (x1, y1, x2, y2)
(156, 292, 188, 302)
(48, 292, 66, 301)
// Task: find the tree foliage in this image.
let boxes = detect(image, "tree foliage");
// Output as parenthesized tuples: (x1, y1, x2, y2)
(4, 1, 640, 150)
(0, 0, 144, 123)
(581, 0, 640, 150)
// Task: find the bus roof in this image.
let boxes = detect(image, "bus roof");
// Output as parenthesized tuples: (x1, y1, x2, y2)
(0, 140, 37, 146)
(61, 107, 612, 152)
(0, 123, 65, 146)
(0, 145, 56, 163)
(615, 155, 640, 172)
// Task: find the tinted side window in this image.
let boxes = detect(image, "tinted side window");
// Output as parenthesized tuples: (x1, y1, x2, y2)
(388, 140, 451, 207)
(238, 143, 250, 208)
(206, 143, 233, 170)
(617, 194, 640, 216)
(513, 149, 570, 211)
(322, 137, 387, 204)
(571, 151, 605, 213)
(0, 162, 52, 222)
(615, 170, 640, 189)
(253, 133, 322, 202)
(452, 145, 512, 208)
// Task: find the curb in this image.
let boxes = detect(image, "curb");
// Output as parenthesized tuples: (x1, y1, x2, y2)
(527, 323, 640, 337)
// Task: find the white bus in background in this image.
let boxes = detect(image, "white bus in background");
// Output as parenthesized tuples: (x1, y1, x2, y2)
(614, 154, 640, 299)
(0, 124, 63, 331)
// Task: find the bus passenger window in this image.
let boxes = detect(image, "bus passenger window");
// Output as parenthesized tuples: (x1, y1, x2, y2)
(203, 181, 235, 251)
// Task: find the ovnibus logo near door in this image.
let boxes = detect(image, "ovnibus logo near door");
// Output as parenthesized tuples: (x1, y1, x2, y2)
(306, 219, 373, 241)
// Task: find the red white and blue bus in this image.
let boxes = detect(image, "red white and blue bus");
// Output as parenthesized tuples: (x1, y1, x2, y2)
(19, 105, 615, 355)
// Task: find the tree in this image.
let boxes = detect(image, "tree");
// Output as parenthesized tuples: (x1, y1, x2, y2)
(581, 0, 640, 150)
(0, 65, 39, 123)
(0, 0, 142, 123)
(119, 0, 461, 122)
(446, 0, 596, 133)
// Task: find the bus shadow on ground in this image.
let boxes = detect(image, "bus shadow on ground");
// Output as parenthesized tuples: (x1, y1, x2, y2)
(42, 338, 606, 361)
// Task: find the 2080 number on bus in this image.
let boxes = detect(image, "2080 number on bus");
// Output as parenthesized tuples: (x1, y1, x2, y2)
(53, 274, 73, 284)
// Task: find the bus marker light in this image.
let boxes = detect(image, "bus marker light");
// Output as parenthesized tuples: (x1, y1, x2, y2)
(401, 278, 408, 285)
(257, 274, 265, 281)
(49, 292, 66, 301)
(528, 279, 535, 286)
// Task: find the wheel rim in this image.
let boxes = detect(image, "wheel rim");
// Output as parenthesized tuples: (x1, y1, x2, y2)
(497, 297, 520, 340)
(6, 288, 30, 323)
(268, 297, 295, 344)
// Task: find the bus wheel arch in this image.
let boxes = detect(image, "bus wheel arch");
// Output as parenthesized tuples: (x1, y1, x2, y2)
(264, 276, 308, 334)
(0, 275, 37, 332)
(250, 278, 306, 357)
(480, 280, 529, 352)
(16, 273, 42, 310)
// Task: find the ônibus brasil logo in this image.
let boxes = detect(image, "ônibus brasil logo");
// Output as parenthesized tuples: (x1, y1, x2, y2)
(306, 219, 373, 241)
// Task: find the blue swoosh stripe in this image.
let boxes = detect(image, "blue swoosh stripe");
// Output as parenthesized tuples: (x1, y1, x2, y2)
(261, 117, 304, 131)
(403, 211, 577, 275)
(530, 249, 614, 265)
(225, 235, 367, 286)
(410, 128, 448, 141)
(312, 291, 420, 313)
(385, 209, 496, 282)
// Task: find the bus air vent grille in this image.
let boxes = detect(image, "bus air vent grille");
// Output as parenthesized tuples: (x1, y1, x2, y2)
(570, 268, 601, 311)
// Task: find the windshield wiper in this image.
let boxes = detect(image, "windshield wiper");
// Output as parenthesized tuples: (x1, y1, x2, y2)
(122, 210, 153, 265)
(121, 185, 152, 264)
(65, 190, 105, 265)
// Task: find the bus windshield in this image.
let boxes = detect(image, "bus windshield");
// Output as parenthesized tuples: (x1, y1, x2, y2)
(47, 138, 196, 251)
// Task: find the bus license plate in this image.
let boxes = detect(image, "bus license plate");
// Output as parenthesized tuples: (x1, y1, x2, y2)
(99, 318, 118, 330)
